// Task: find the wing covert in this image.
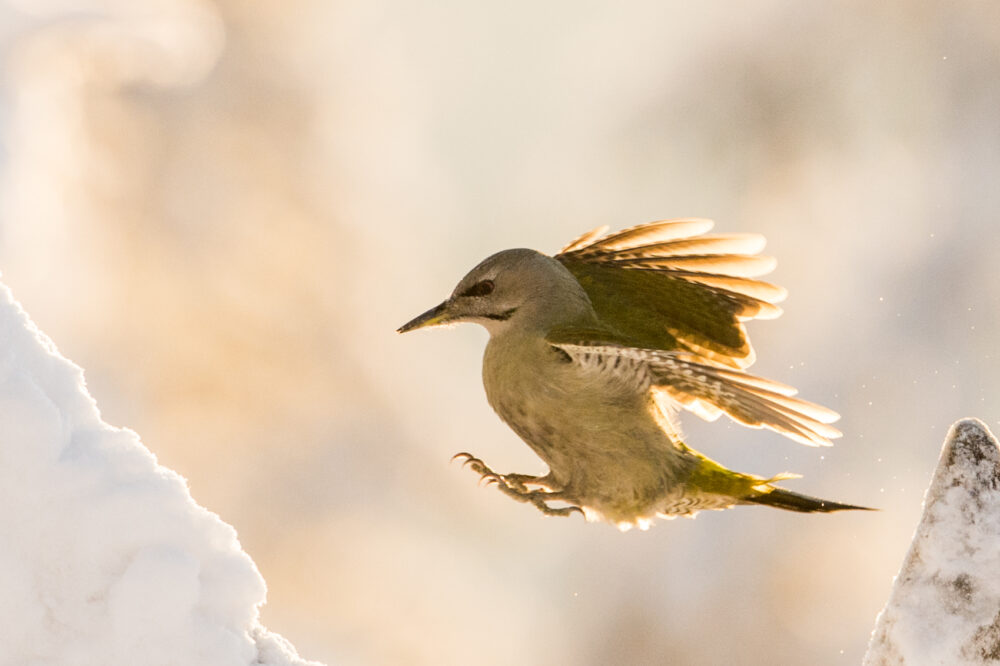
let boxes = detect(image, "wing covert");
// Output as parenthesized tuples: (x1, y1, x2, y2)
(556, 219, 787, 369)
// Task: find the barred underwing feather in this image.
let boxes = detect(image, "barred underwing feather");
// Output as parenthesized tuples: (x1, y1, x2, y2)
(686, 363, 798, 397)
(657, 383, 828, 446)
(654, 380, 834, 445)
(548, 341, 841, 447)
(731, 385, 841, 425)
(659, 357, 843, 424)
(647, 354, 842, 445)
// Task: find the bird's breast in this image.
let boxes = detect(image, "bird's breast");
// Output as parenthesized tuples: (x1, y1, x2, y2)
(482, 336, 571, 439)
(481, 333, 656, 462)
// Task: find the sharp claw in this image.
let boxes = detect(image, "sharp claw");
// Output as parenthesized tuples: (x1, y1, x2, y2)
(478, 469, 503, 485)
(450, 453, 582, 519)
(451, 452, 474, 465)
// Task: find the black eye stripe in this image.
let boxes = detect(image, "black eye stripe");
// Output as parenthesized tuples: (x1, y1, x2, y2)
(482, 307, 517, 321)
(460, 279, 495, 298)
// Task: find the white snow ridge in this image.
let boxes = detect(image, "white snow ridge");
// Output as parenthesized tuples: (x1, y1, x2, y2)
(865, 418, 1000, 666)
(0, 279, 323, 665)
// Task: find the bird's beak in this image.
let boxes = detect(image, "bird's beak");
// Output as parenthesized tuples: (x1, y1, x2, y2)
(397, 301, 452, 333)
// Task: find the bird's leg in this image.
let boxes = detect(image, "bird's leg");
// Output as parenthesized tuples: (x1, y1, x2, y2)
(451, 453, 583, 518)
(503, 473, 556, 492)
(522, 492, 584, 517)
(492, 481, 584, 518)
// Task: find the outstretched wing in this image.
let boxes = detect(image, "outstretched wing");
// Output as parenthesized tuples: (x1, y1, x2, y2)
(546, 334, 841, 446)
(555, 219, 786, 369)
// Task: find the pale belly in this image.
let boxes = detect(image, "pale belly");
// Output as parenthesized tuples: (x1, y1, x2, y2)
(482, 334, 697, 520)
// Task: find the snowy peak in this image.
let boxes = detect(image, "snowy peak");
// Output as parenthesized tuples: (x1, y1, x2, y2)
(866, 418, 1000, 666)
(939, 419, 1000, 497)
(0, 280, 323, 664)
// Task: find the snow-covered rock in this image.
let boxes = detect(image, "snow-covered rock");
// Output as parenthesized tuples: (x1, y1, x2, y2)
(865, 418, 1000, 666)
(0, 278, 322, 665)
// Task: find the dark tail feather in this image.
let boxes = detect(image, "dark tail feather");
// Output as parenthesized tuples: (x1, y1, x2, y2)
(746, 486, 874, 513)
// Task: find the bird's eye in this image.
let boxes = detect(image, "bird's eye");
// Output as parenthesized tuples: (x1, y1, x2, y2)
(460, 279, 495, 298)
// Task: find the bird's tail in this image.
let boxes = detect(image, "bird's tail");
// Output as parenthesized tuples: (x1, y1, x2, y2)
(745, 485, 873, 513)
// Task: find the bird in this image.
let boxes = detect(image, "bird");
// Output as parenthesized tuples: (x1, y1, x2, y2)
(397, 218, 870, 530)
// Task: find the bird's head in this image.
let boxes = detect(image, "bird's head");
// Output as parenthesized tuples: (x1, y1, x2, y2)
(397, 248, 594, 336)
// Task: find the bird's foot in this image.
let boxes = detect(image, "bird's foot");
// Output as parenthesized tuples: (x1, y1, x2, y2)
(502, 473, 555, 492)
(451, 452, 583, 518)
(523, 495, 585, 517)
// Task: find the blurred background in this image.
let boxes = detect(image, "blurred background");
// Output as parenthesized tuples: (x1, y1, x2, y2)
(1, 1, 999, 664)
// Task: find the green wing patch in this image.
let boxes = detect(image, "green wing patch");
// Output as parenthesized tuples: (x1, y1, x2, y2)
(556, 219, 787, 369)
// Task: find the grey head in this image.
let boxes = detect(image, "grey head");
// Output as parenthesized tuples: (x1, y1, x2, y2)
(397, 248, 595, 336)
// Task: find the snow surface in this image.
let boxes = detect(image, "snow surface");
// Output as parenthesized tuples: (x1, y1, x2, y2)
(865, 418, 1000, 666)
(0, 279, 322, 665)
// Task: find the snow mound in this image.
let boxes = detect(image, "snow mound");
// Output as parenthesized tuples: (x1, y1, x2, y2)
(865, 418, 1000, 666)
(0, 279, 322, 665)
